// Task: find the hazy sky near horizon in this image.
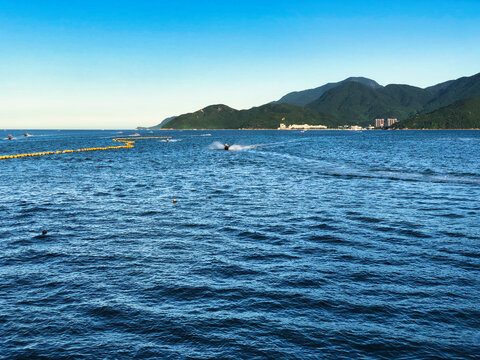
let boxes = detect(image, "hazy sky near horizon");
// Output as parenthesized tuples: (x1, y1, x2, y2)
(1, 0, 480, 129)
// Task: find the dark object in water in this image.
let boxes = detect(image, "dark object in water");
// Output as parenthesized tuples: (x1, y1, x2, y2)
(7, 135, 13, 140)
(224, 143, 229, 150)
(42, 230, 47, 235)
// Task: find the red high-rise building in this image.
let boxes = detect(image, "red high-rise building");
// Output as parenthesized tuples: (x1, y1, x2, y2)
(375, 118, 385, 128)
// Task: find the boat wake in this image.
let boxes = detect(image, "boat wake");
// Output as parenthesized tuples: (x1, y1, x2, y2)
(209, 141, 259, 151)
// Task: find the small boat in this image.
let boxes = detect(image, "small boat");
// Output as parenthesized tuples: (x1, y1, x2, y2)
(24, 133, 32, 137)
(7, 134, 13, 140)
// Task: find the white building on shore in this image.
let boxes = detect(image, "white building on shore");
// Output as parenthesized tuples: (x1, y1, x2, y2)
(278, 123, 328, 130)
(350, 125, 363, 131)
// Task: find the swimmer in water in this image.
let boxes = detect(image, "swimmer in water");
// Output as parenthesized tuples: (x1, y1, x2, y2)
(224, 143, 229, 150)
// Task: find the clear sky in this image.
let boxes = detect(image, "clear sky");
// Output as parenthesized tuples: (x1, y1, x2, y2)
(1, 0, 480, 129)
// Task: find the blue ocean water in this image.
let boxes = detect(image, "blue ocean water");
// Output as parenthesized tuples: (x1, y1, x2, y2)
(1, 129, 479, 359)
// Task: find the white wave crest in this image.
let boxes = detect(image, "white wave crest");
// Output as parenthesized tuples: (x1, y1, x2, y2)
(209, 141, 259, 151)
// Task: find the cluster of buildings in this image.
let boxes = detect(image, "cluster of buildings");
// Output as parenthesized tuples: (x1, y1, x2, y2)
(278, 118, 399, 131)
(278, 123, 374, 131)
(337, 125, 374, 131)
(375, 118, 398, 128)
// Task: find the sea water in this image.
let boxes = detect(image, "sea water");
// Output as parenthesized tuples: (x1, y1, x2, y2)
(1, 130, 479, 359)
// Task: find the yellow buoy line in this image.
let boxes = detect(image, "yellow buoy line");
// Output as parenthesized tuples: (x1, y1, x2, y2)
(0, 136, 170, 160)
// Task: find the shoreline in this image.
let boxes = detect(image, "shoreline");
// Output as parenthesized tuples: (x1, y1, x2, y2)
(154, 128, 480, 131)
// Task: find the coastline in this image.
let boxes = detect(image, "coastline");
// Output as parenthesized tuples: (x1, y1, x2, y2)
(152, 128, 480, 131)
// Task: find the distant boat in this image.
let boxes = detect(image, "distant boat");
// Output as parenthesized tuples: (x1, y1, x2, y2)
(24, 133, 32, 137)
(7, 134, 13, 140)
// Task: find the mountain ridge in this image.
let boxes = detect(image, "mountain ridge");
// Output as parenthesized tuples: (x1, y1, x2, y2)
(394, 97, 480, 129)
(163, 103, 339, 129)
(144, 72, 480, 130)
(275, 77, 383, 106)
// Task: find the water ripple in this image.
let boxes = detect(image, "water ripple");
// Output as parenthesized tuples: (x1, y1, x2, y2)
(1, 130, 479, 359)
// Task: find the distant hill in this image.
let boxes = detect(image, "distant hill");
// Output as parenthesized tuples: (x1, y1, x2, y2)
(275, 77, 382, 106)
(164, 103, 339, 129)
(305, 82, 432, 126)
(163, 105, 239, 129)
(394, 97, 480, 129)
(154, 116, 177, 129)
(423, 73, 480, 112)
(424, 79, 455, 92)
(305, 73, 480, 126)
(144, 72, 480, 129)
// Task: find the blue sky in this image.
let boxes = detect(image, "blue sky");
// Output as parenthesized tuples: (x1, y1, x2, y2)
(1, 0, 480, 129)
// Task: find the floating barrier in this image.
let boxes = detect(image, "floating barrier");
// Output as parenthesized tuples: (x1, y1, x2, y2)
(0, 136, 170, 160)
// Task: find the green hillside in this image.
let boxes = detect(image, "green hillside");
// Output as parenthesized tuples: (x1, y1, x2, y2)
(423, 73, 480, 112)
(304, 75, 480, 126)
(424, 79, 455, 92)
(163, 103, 338, 129)
(235, 103, 339, 129)
(305, 82, 432, 126)
(275, 77, 382, 106)
(379, 84, 432, 112)
(395, 97, 480, 129)
(164, 105, 239, 129)
(143, 72, 480, 129)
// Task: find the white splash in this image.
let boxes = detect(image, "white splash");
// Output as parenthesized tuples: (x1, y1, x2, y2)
(209, 141, 259, 151)
(209, 141, 224, 150)
(228, 144, 258, 151)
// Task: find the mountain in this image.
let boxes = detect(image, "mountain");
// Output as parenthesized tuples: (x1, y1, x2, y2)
(275, 77, 383, 106)
(305, 73, 480, 126)
(155, 116, 177, 129)
(235, 103, 340, 129)
(163, 103, 339, 129)
(425, 79, 455, 92)
(394, 97, 480, 129)
(164, 105, 238, 129)
(305, 82, 432, 126)
(144, 72, 480, 129)
(423, 73, 480, 112)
